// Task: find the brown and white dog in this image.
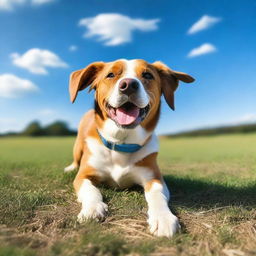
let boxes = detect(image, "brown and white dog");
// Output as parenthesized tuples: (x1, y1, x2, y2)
(65, 59, 195, 238)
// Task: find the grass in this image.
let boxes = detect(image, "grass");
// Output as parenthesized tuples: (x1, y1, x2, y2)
(0, 134, 256, 256)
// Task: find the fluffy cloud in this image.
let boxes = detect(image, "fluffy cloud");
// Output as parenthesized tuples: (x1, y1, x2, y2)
(0, 73, 38, 98)
(69, 45, 78, 52)
(79, 13, 160, 46)
(188, 15, 221, 35)
(11, 48, 68, 74)
(31, 0, 55, 5)
(0, 0, 55, 11)
(187, 43, 217, 58)
(0, 0, 25, 11)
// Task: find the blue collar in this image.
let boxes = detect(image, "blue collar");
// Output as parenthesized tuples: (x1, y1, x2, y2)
(97, 130, 143, 153)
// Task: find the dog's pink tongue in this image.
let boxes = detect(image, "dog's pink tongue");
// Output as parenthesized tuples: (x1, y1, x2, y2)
(116, 107, 140, 125)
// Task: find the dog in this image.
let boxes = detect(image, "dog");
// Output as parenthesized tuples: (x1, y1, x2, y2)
(65, 59, 195, 238)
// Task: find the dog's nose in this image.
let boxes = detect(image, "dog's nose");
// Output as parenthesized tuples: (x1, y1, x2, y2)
(119, 78, 139, 95)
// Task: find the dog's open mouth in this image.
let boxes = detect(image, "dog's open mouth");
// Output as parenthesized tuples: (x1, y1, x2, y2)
(107, 102, 150, 128)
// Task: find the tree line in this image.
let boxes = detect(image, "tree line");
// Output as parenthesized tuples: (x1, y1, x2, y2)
(169, 123, 256, 137)
(1, 121, 76, 136)
(1, 121, 256, 137)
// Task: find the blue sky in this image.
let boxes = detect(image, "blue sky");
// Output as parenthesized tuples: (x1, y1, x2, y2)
(0, 0, 255, 134)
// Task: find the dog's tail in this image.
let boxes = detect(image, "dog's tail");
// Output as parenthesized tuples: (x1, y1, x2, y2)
(64, 134, 83, 172)
(64, 162, 78, 172)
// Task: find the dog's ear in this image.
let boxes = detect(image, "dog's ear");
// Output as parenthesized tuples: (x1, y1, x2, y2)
(152, 61, 195, 110)
(69, 62, 105, 103)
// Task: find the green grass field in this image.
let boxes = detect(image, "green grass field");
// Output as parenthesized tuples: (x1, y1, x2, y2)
(0, 134, 255, 256)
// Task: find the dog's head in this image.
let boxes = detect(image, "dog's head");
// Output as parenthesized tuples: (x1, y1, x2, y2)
(69, 59, 195, 131)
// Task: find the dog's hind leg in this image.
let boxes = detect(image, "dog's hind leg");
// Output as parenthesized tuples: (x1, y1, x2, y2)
(64, 136, 83, 172)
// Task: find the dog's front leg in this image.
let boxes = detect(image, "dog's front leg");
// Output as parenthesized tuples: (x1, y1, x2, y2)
(74, 168, 108, 222)
(144, 178, 180, 237)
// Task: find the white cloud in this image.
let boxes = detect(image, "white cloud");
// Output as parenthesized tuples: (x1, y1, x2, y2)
(31, 0, 55, 5)
(187, 43, 217, 58)
(0, 73, 38, 98)
(79, 13, 160, 46)
(69, 45, 78, 52)
(11, 48, 68, 75)
(0, 0, 25, 11)
(188, 15, 221, 35)
(0, 0, 55, 11)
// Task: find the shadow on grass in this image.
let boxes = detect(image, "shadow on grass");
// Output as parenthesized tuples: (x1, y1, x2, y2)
(164, 175, 256, 209)
(63, 171, 256, 209)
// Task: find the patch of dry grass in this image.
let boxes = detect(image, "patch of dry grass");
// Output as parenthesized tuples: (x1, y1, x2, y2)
(0, 135, 256, 255)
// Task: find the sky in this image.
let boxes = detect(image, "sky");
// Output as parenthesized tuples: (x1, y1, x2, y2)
(0, 0, 256, 134)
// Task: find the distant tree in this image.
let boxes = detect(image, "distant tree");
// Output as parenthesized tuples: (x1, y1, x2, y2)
(22, 121, 43, 136)
(44, 121, 72, 136)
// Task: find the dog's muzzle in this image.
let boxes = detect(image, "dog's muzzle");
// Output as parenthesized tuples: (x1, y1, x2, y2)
(106, 78, 150, 129)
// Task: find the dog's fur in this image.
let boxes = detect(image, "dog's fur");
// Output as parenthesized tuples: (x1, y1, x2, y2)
(65, 59, 195, 237)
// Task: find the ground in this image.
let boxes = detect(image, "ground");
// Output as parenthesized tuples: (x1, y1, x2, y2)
(0, 134, 255, 256)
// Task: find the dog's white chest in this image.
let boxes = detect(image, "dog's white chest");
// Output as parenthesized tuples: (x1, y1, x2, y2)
(108, 165, 134, 188)
(86, 134, 159, 188)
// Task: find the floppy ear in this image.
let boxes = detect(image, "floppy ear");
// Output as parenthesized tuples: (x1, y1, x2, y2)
(152, 61, 195, 110)
(69, 62, 105, 103)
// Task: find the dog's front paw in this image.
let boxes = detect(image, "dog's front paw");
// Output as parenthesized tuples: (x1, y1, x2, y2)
(77, 202, 108, 223)
(147, 210, 180, 238)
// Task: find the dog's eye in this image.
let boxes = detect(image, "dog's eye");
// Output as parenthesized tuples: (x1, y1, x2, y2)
(106, 72, 115, 78)
(142, 72, 154, 80)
